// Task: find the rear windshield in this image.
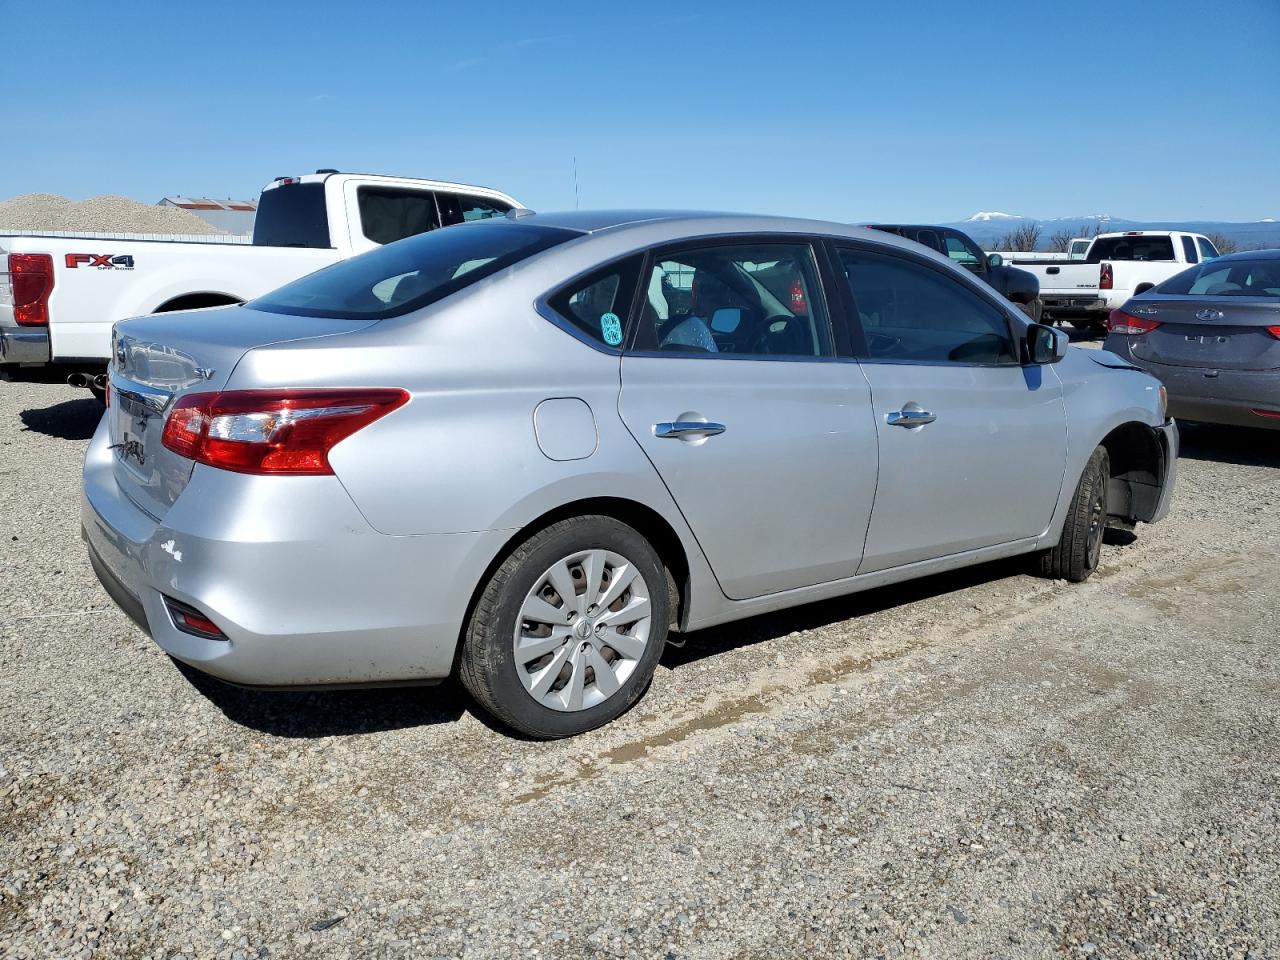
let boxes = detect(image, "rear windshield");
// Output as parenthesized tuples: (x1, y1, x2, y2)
(1088, 236, 1174, 262)
(249, 220, 578, 320)
(253, 182, 331, 249)
(1157, 259, 1280, 297)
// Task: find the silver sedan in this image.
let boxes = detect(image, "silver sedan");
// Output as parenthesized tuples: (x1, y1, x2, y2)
(83, 212, 1177, 737)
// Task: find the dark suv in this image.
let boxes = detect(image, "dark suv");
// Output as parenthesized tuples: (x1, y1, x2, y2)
(868, 225, 1042, 321)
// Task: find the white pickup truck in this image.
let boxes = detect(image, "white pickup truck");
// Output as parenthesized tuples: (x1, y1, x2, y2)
(0, 172, 521, 394)
(1000, 230, 1221, 331)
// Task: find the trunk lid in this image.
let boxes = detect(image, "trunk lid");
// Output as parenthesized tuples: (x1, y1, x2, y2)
(109, 306, 375, 519)
(1126, 298, 1280, 371)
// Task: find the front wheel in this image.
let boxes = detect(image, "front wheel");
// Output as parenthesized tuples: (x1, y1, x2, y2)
(1018, 297, 1044, 324)
(1036, 446, 1110, 582)
(459, 516, 670, 738)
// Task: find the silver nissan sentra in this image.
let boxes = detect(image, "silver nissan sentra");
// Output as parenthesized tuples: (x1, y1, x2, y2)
(83, 211, 1178, 738)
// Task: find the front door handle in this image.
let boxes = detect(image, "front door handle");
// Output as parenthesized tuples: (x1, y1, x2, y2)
(886, 409, 936, 428)
(654, 421, 726, 440)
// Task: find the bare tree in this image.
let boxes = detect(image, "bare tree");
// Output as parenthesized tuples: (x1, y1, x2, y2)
(1206, 232, 1238, 255)
(1049, 229, 1076, 253)
(995, 222, 1042, 252)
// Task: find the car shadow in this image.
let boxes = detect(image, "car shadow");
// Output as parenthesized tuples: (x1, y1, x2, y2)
(1177, 420, 1280, 468)
(19, 397, 103, 441)
(661, 556, 1030, 669)
(173, 659, 469, 738)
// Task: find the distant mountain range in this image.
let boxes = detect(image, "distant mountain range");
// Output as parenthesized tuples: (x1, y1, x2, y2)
(945, 213, 1280, 251)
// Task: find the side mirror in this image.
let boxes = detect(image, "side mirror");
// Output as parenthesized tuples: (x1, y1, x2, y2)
(1027, 323, 1068, 364)
(987, 253, 1004, 267)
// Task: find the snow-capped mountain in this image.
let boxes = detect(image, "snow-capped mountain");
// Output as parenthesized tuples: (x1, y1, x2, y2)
(943, 213, 1280, 250)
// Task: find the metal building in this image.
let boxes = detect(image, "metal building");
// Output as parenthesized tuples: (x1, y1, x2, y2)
(157, 197, 257, 235)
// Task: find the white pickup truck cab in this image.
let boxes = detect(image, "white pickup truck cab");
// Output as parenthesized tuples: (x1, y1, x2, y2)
(1003, 231, 1220, 331)
(0, 172, 521, 386)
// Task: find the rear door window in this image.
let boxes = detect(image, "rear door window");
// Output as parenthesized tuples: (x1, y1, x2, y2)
(356, 187, 441, 245)
(1181, 236, 1199, 264)
(636, 242, 832, 358)
(545, 257, 643, 349)
(437, 192, 513, 226)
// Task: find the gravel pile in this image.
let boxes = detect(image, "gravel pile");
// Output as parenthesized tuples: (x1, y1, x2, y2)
(1, 377, 1278, 959)
(0, 193, 226, 236)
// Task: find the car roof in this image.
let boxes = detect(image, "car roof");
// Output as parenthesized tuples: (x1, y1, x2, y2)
(513, 209, 872, 235)
(1209, 248, 1280, 262)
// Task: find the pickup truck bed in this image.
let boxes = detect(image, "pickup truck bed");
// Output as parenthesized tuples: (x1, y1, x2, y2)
(1, 172, 521, 378)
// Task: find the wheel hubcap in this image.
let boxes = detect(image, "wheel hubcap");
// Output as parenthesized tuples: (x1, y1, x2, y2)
(513, 548, 653, 712)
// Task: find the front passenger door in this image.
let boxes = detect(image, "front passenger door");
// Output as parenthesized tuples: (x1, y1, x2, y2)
(835, 245, 1068, 573)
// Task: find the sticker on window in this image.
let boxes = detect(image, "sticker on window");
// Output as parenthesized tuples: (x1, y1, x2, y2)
(601, 312, 623, 346)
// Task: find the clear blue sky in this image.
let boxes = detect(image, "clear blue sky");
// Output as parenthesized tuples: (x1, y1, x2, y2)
(4, 0, 1277, 222)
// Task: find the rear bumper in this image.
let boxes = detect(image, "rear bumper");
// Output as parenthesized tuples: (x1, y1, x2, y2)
(1041, 295, 1108, 318)
(0, 324, 51, 365)
(1102, 340, 1280, 429)
(81, 416, 512, 687)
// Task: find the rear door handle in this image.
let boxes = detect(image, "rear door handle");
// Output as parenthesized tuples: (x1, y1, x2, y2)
(654, 421, 726, 440)
(886, 409, 936, 428)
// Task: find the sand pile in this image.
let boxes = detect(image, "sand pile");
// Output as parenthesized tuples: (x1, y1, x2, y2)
(0, 193, 227, 235)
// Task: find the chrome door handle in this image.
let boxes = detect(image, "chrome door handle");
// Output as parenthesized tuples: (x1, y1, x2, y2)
(886, 409, 936, 427)
(654, 421, 726, 439)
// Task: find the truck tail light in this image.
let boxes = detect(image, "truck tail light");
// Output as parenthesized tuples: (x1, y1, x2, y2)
(7, 254, 54, 326)
(1107, 309, 1160, 336)
(161, 388, 409, 475)
(1099, 263, 1114, 290)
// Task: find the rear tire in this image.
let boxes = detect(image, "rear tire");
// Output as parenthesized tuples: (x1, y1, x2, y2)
(459, 515, 670, 739)
(1037, 446, 1110, 582)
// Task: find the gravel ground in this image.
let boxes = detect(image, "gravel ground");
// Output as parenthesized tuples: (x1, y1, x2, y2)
(1, 377, 1277, 959)
(0, 193, 225, 235)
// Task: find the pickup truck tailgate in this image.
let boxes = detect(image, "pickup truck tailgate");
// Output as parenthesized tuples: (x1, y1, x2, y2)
(109, 306, 375, 520)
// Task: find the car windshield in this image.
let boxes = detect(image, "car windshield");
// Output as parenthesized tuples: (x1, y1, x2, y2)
(249, 221, 579, 320)
(1156, 259, 1280, 298)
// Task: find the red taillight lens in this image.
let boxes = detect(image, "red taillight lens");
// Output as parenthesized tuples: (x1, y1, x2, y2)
(1267, 325, 1280, 340)
(164, 597, 226, 640)
(161, 388, 409, 475)
(1107, 309, 1160, 336)
(8, 254, 54, 326)
(1099, 262, 1114, 290)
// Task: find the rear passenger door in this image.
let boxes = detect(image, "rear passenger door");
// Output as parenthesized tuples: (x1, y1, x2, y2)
(833, 243, 1068, 573)
(618, 238, 879, 600)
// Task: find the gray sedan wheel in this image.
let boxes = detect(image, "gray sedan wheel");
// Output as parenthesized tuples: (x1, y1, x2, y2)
(459, 516, 669, 738)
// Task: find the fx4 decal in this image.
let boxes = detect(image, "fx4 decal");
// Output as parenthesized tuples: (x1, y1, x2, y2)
(65, 253, 135, 270)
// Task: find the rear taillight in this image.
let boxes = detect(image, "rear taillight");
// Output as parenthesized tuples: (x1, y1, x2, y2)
(1099, 263, 1114, 290)
(7, 254, 54, 326)
(1267, 325, 1280, 340)
(1107, 309, 1160, 336)
(161, 388, 409, 475)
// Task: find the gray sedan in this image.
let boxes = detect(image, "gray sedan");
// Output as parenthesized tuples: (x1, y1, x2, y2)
(1103, 250, 1280, 430)
(83, 212, 1177, 738)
